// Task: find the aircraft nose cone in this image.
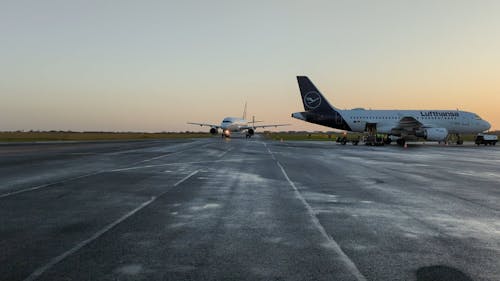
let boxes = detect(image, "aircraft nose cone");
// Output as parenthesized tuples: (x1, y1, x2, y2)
(484, 120, 491, 131)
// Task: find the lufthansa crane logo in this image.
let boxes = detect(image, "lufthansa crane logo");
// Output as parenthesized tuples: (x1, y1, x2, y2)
(304, 91, 321, 109)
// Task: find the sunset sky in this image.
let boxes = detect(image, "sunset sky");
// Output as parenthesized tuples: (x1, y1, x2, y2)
(1, 0, 499, 132)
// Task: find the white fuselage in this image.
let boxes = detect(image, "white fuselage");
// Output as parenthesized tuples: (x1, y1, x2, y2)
(292, 76, 492, 143)
(188, 113, 287, 138)
(220, 117, 249, 136)
(340, 109, 490, 135)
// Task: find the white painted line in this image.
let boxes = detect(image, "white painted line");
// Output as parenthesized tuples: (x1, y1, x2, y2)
(0, 172, 102, 199)
(1, 140, 211, 199)
(23, 196, 156, 281)
(109, 159, 249, 172)
(276, 161, 367, 281)
(23, 169, 199, 281)
(109, 165, 155, 172)
(262, 141, 366, 281)
(218, 147, 233, 158)
(137, 154, 171, 163)
(174, 170, 199, 186)
(135, 142, 212, 164)
(0, 184, 50, 199)
(259, 141, 276, 160)
(266, 147, 276, 160)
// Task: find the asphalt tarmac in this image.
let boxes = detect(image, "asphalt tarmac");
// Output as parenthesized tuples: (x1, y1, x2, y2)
(1, 137, 499, 281)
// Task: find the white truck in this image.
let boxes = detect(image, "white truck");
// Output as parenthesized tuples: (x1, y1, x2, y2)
(475, 134, 497, 146)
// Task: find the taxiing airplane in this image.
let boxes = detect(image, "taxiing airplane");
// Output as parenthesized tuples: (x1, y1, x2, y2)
(189, 103, 289, 138)
(292, 76, 491, 146)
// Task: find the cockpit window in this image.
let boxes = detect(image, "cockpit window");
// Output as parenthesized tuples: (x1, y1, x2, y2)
(474, 114, 482, 120)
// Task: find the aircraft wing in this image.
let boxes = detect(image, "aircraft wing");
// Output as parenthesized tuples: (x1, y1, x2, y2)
(396, 116, 423, 129)
(390, 116, 432, 134)
(187, 122, 220, 129)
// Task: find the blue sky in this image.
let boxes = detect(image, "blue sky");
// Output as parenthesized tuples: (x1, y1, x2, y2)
(1, 0, 499, 131)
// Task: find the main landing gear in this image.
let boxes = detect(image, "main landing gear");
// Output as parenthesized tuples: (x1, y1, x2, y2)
(446, 133, 463, 145)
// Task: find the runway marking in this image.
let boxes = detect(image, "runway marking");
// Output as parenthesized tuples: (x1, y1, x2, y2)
(0, 172, 102, 199)
(110, 165, 157, 172)
(173, 170, 199, 186)
(23, 170, 199, 281)
(267, 147, 276, 160)
(137, 154, 171, 163)
(218, 147, 233, 158)
(275, 162, 367, 281)
(109, 159, 256, 172)
(1, 140, 211, 199)
(22, 196, 156, 281)
(135, 141, 212, 164)
(263, 142, 367, 281)
(261, 142, 277, 160)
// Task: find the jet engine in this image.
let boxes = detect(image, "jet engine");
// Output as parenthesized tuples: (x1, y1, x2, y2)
(247, 128, 254, 136)
(209, 128, 218, 135)
(424, 128, 448, 141)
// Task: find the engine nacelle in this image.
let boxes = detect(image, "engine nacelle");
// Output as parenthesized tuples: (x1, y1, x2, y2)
(247, 128, 254, 136)
(424, 128, 448, 141)
(209, 127, 217, 135)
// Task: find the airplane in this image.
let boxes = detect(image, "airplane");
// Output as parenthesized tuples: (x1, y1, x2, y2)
(188, 103, 289, 138)
(292, 76, 491, 146)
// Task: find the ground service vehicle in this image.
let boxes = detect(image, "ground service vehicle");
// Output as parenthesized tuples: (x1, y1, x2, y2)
(475, 134, 497, 146)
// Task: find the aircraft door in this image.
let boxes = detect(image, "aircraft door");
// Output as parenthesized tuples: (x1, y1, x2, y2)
(365, 123, 377, 135)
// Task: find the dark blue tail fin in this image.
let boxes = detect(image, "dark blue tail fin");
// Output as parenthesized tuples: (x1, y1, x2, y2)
(294, 76, 352, 131)
(297, 76, 336, 113)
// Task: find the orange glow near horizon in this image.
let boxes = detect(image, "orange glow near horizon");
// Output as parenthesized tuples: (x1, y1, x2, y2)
(1, 1, 499, 132)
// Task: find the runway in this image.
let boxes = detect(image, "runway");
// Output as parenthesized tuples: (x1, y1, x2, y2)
(1, 137, 499, 281)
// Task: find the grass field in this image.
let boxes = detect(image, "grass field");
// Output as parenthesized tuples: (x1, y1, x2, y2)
(0, 132, 212, 142)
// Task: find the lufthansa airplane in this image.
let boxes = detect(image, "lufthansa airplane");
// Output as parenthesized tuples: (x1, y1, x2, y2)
(189, 103, 289, 138)
(292, 76, 491, 146)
